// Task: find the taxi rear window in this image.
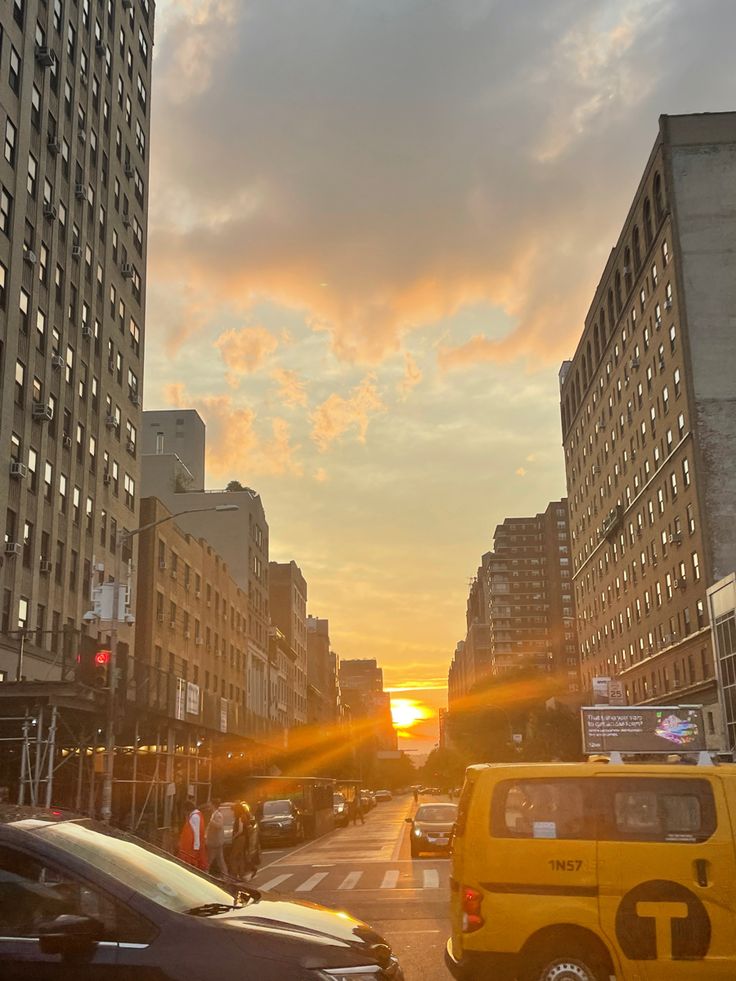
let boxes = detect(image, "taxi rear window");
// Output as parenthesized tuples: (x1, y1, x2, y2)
(490, 776, 717, 843)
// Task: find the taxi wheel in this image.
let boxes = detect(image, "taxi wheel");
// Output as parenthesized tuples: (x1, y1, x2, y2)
(522, 950, 606, 981)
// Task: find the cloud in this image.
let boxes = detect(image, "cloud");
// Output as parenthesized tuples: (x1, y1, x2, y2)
(271, 367, 309, 408)
(311, 376, 385, 452)
(515, 467, 527, 477)
(148, 0, 736, 370)
(163, 386, 302, 479)
(313, 467, 328, 483)
(214, 326, 279, 387)
(398, 352, 422, 400)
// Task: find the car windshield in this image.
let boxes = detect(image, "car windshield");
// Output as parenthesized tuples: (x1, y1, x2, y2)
(262, 800, 291, 816)
(28, 821, 237, 914)
(415, 805, 457, 823)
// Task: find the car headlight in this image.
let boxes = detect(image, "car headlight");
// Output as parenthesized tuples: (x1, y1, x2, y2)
(413, 828, 423, 837)
(316, 968, 382, 980)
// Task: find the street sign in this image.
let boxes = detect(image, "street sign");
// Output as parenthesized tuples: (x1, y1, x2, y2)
(582, 705, 706, 755)
(608, 679, 626, 706)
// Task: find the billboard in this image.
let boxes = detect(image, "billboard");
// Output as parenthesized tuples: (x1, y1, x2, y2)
(582, 706, 706, 755)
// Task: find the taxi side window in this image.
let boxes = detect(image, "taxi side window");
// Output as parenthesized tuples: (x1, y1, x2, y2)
(0, 845, 154, 943)
(603, 778, 716, 842)
(492, 780, 593, 840)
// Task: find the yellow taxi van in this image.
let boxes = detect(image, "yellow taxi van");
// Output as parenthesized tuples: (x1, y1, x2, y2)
(446, 761, 736, 981)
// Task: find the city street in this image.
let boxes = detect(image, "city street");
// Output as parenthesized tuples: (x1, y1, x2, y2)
(252, 795, 453, 980)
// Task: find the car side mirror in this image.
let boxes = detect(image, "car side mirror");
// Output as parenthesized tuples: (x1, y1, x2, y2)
(405, 817, 413, 824)
(38, 914, 104, 957)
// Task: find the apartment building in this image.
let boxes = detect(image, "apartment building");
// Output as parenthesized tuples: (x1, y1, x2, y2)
(140, 409, 273, 733)
(559, 113, 736, 745)
(447, 553, 492, 707)
(269, 560, 307, 727)
(134, 495, 253, 737)
(486, 501, 578, 688)
(0, 0, 154, 681)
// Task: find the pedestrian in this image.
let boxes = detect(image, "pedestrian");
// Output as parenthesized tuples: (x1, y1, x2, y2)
(412, 787, 419, 804)
(350, 795, 364, 826)
(206, 798, 229, 877)
(230, 803, 257, 880)
(177, 799, 208, 871)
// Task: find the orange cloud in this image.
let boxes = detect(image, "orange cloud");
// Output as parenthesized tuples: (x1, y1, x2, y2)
(310, 376, 385, 452)
(164, 386, 302, 479)
(214, 326, 279, 387)
(271, 367, 309, 408)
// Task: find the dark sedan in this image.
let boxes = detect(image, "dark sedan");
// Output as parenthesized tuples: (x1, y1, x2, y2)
(257, 798, 305, 845)
(406, 802, 457, 858)
(0, 813, 404, 980)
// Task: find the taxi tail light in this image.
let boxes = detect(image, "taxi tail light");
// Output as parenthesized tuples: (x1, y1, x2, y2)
(461, 885, 484, 932)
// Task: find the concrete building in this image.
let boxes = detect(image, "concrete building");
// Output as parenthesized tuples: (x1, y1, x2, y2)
(140, 410, 272, 734)
(447, 554, 493, 707)
(140, 409, 205, 490)
(559, 113, 736, 746)
(269, 560, 307, 727)
(0, 0, 155, 681)
(486, 501, 578, 687)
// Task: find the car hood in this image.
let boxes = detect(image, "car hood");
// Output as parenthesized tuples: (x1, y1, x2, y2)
(218, 895, 393, 969)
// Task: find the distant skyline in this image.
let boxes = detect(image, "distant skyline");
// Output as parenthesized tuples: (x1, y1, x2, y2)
(147, 1, 736, 755)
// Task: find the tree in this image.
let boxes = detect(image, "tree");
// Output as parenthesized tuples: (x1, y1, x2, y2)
(419, 747, 466, 789)
(226, 480, 245, 492)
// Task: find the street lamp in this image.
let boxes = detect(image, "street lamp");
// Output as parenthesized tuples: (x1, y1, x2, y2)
(99, 503, 239, 823)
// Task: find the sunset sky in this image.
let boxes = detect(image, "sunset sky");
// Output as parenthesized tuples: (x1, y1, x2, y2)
(145, 1, 735, 757)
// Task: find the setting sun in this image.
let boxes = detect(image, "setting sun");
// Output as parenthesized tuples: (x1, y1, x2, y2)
(390, 697, 431, 733)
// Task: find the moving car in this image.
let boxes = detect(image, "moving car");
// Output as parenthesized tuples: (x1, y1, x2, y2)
(220, 800, 261, 869)
(257, 799, 304, 845)
(406, 802, 457, 858)
(333, 793, 349, 828)
(0, 808, 404, 980)
(373, 790, 392, 802)
(447, 761, 736, 981)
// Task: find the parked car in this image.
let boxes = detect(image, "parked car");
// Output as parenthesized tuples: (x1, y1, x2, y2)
(406, 802, 457, 858)
(374, 790, 393, 802)
(360, 790, 376, 811)
(0, 808, 404, 980)
(333, 793, 349, 828)
(220, 800, 261, 868)
(257, 799, 305, 845)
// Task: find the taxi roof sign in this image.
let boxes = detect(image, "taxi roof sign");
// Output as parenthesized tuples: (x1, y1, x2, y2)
(582, 705, 707, 755)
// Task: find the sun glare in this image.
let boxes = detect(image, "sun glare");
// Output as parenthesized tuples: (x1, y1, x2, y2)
(390, 697, 430, 732)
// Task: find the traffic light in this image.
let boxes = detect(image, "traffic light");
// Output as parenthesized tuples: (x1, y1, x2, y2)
(76, 635, 111, 689)
(93, 649, 111, 689)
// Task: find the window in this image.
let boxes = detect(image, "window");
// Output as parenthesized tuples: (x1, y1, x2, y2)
(606, 778, 715, 843)
(9, 46, 21, 94)
(27, 154, 38, 198)
(4, 119, 17, 166)
(692, 552, 701, 582)
(0, 186, 12, 236)
(14, 360, 25, 406)
(492, 780, 591, 839)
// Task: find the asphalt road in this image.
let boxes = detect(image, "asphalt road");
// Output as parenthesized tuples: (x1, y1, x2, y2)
(252, 794, 454, 981)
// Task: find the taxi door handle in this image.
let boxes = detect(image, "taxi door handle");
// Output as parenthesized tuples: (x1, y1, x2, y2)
(694, 859, 709, 887)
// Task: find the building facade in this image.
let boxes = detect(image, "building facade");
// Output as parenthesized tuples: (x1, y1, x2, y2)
(305, 614, 338, 727)
(339, 658, 396, 752)
(1, 0, 154, 681)
(559, 113, 736, 746)
(269, 560, 307, 727)
(140, 410, 273, 734)
(486, 501, 578, 687)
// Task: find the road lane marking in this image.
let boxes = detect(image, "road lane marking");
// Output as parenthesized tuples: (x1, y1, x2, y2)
(381, 870, 400, 889)
(339, 871, 363, 890)
(296, 873, 329, 892)
(423, 869, 440, 889)
(258, 874, 293, 891)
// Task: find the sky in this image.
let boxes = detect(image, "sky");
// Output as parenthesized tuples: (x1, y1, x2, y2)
(144, 0, 736, 758)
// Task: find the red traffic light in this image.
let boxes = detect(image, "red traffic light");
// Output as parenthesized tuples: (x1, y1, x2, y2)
(95, 650, 111, 665)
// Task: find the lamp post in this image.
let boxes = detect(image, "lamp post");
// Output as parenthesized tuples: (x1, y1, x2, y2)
(99, 503, 238, 824)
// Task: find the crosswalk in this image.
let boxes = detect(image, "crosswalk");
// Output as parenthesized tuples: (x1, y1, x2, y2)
(257, 866, 448, 894)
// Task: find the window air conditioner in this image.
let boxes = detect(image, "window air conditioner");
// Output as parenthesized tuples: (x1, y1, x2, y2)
(35, 45, 56, 68)
(40, 559, 53, 574)
(43, 203, 58, 220)
(62, 433, 72, 448)
(32, 402, 53, 421)
(121, 263, 134, 279)
(4, 543, 22, 557)
(9, 461, 28, 479)
(74, 183, 86, 199)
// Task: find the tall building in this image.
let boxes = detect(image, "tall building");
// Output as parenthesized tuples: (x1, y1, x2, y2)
(306, 615, 334, 726)
(486, 501, 578, 686)
(1, 0, 155, 680)
(140, 409, 272, 733)
(269, 560, 307, 727)
(447, 553, 492, 706)
(339, 658, 397, 752)
(559, 113, 736, 746)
